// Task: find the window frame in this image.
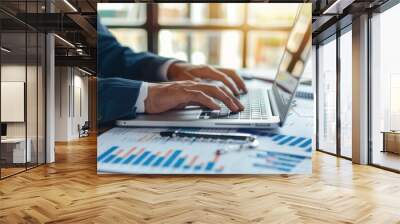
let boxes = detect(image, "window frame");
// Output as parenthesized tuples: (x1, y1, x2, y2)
(105, 3, 293, 68)
(315, 24, 353, 161)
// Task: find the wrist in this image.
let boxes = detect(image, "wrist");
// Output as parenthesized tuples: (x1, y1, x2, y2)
(167, 61, 187, 80)
(144, 83, 157, 113)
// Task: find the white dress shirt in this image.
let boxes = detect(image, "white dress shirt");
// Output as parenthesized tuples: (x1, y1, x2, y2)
(134, 59, 176, 113)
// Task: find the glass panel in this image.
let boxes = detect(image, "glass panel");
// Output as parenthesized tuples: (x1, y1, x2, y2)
(247, 31, 289, 70)
(159, 30, 243, 69)
(38, 33, 45, 165)
(371, 4, 400, 171)
(27, 31, 38, 168)
(159, 3, 245, 26)
(1, 30, 28, 177)
(108, 29, 147, 52)
(98, 3, 146, 26)
(247, 3, 299, 28)
(340, 30, 352, 158)
(318, 38, 337, 154)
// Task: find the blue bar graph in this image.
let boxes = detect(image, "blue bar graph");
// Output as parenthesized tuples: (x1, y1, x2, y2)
(256, 153, 302, 163)
(272, 135, 285, 141)
(262, 151, 308, 160)
(103, 154, 117, 163)
(278, 136, 296, 145)
(133, 151, 151, 165)
(143, 154, 158, 166)
(205, 162, 215, 171)
(253, 163, 291, 172)
(194, 164, 203, 170)
(97, 146, 118, 162)
(163, 150, 182, 167)
(299, 139, 312, 148)
(268, 160, 296, 168)
(173, 157, 186, 168)
(123, 154, 137, 164)
(152, 156, 165, 167)
(98, 147, 225, 173)
(112, 157, 124, 164)
(289, 137, 306, 146)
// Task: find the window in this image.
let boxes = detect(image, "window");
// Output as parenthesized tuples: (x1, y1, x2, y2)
(158, 3, 245, 26)
(317, 37, 337, 155)
(340, 29, 352, 158)
(97, 3, 146, 26)
(371, 3, 400, 171)
(109, 29, 147, 52)
(247, 4, 298, 27)
(158, 30, 242, 68)
(247, 31, 289, 69)
(98, 3, 300, 71)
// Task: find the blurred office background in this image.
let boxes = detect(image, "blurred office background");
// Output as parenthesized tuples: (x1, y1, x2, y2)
(98, 3, 311, 80)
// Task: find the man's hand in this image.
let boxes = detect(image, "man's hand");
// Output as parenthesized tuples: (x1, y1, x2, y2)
(144, 81, 244, 114)
(167, 62, 248, 96)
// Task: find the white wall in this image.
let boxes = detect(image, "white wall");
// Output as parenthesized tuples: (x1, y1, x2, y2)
(1, 64, 46, 164)
(54, 67, 89, 141)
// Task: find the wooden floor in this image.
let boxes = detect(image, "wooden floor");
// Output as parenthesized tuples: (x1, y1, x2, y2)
(1, 136, 400, 224)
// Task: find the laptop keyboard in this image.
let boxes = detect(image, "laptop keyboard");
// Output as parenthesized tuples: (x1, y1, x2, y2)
(199, 89, 272, 120)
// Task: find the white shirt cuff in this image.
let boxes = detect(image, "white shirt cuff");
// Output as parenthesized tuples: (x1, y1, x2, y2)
(135, 82, 148, 113)
(159, 59, 177, 81)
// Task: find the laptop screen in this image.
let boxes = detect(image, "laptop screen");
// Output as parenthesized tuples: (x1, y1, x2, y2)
(272, 4, 312, 124)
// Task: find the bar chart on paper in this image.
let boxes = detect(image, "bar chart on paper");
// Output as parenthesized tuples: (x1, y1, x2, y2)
(97, 127, 312, 174)
(98, 145, 224, 174)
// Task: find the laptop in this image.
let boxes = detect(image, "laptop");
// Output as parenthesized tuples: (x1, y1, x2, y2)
(117, 4, 312, 129)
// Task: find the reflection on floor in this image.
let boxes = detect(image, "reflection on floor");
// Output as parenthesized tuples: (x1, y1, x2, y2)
(0, 167, 25, 178)
(373, 150, 400, 171)
(0, 163, 43, 179)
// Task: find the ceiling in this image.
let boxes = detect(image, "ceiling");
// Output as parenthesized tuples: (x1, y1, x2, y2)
(1, 0, 396, 72)
(0, 0, 97, 72)
(312, 0, 391, 43)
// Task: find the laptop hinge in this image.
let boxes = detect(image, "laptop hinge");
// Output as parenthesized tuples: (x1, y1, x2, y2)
(268, 89, 279, 117)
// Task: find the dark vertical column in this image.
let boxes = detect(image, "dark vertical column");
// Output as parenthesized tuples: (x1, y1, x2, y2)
(146, 4, 159, 54)
(36, 0, 39, 167)
(44, 0, 47, 164)
(25, 0, 28, 171)
(367, 11, 373, 165)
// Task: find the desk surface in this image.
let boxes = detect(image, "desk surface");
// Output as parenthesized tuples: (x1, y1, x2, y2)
(1, 138, 26, 144)
(97, 80, 314, 174)
(381, 131, 400, 134)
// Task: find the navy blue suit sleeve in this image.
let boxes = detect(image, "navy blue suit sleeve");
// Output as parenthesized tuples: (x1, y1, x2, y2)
(97, 20, 171, 82)
(97, 77, 142, 125)
(97, 20, 175, 126)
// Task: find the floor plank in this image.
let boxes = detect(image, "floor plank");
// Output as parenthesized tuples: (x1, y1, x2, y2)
(1, 136, 400, 224)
